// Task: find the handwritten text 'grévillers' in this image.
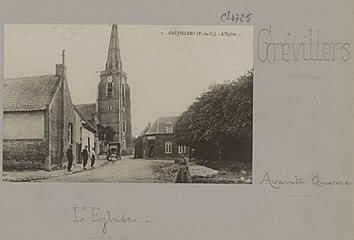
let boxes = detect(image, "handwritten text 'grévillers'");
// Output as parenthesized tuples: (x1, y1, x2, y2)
(257, 26, 351, 62)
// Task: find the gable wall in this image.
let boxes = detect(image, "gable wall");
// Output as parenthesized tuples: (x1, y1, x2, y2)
(48, 76, 77, 168)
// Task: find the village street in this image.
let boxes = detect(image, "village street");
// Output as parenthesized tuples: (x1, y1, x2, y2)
(3, 156, 251, 183)
(43, 156, 172, 183)
(2, 155, 252, 183)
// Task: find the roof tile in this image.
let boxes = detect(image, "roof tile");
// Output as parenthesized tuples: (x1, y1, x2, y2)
(4, 75, 60, 112)
(146, 116, 179, 135)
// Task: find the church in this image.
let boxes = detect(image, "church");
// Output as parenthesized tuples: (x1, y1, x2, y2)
(76, 24, 133, 155)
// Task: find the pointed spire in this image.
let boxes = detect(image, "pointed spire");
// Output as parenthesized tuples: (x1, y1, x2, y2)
(106, 24, 122, 71)
(62, 49, 65, 65)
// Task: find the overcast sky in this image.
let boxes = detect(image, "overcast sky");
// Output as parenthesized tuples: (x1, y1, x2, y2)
(4, 24, 253, 137)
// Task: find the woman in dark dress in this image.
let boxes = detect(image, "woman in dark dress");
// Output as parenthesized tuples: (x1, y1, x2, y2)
(176, 153, 192, 183)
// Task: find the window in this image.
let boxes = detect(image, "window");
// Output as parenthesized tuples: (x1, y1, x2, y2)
(165, 141, 172, 154)
(122, 121, 126, 133)
(166, 124, 173, 133)
(68, 123, 73, 144)
(178, 145, 187, 154)
(107, 82, 113, 96)
(122, 83, 126, 98)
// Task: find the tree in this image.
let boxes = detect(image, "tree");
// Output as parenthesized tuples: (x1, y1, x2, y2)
(97, 124, 116, 145)
(175, 69, 253, 162)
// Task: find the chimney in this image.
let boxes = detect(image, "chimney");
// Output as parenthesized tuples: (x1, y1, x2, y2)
(55, 49, 66, 77)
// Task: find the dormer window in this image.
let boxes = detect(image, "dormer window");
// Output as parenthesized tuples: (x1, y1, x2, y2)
(165, 123, 173, 133)
(107, 82, 113, 96)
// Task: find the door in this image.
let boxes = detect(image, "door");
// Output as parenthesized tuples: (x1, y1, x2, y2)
(148, 141, 154, 158)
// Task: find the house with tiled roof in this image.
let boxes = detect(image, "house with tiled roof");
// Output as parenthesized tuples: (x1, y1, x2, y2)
(134, 116, 189, 159)
(3, 59, 96, 170)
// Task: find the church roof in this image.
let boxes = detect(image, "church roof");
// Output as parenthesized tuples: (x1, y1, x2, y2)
(106, 24, 122, 71)
(4, 74, 60, 112)
(145, 116, 180, 135)
(75, 103, 96, 121)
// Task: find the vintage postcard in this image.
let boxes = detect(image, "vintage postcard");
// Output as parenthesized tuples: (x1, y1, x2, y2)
(0, 1, 353, 240)
(3, 24, 253, 184)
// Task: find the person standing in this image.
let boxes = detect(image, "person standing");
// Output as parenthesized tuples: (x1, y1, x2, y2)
(91, 148, 96, 168)
(176, 153, 192, 183)
(81, 145, 89, 170)
(66, 145, 73, 172)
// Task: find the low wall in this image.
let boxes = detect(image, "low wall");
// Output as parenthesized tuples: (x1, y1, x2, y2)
(3, 139, 49, 170)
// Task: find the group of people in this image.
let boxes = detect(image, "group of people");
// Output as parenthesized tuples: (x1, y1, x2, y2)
(66, 145, 96, 172)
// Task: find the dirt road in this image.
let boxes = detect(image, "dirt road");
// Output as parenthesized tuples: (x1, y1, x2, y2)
(44, 156, 174, 183)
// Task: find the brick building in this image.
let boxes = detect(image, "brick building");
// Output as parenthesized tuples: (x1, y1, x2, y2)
(134, 116, 189, 160)
(3, 61, 77, 170)
(76, 24, 133, 155)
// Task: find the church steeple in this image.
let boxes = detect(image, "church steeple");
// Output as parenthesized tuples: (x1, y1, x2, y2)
(98, 24, 132, 154)
(106, 24, 122, 71)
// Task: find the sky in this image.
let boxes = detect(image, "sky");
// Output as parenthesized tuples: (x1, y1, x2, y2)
(4, 24, 253, 137)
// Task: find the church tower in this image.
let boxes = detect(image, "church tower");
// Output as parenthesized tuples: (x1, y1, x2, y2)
(97, 24, 133, 154)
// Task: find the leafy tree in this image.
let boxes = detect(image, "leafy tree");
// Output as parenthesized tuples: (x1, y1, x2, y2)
(175, 69, 253, 162)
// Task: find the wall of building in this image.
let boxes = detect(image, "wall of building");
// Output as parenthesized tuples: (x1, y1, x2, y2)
(3, 139, 49, 170)
(48, 73, 76, 169)
(49, 83, 61, 167)
(74, 111, 83, 163)
(61, 76, 77, 167)
(97, 72, 120, 142)
(97, 71, 133, 154)
(123, 83, 133, 154)
(138, 134, 182, 160)
(3, 66, 80, 170)
(81, 127, 95, 157)
(3, 111, 50, 170)
(3, 111, 45, 139)
(134, 137, 143, 158)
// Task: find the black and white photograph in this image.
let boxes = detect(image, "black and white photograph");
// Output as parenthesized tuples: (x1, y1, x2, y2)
(3, 24, 253, 183)
(1, 1, 353, 240)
